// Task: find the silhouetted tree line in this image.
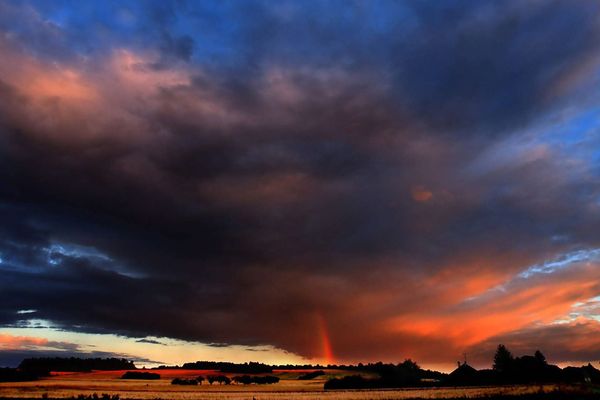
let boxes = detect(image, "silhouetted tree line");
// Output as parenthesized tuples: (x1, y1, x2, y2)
(206, 374, 231, 384)
(324, 359, 442, 389)
(168, 374, 279, 385)
(120, 371, 160, 380)
(179, 361, 273, 373)
(325, 345, 600, 389)
(298, 370, 325, 380)
(157, 362, 329, 370)
(272, 363, 327, 369)
(324, 375, 380, 390)
(154, 360, 442, 372)
(0, 367, 49, 382)
(19, 357, 135, 372)
(446, 345, 600, 386)
(316, 360, 444, 380)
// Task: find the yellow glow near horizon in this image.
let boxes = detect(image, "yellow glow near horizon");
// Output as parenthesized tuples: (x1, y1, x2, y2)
(0, 325, 309, 368)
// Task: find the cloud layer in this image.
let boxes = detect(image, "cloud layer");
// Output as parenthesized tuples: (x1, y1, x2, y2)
(1, 0, 600, 367)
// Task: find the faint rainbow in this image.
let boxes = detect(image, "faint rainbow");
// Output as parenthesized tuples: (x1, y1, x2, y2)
(316, 313, 334, 364)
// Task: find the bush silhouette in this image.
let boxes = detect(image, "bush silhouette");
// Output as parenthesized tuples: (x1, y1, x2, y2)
(0, 368, 46, 382)
(120, 371, 160, 380)
(298, 370, 325, 380)
(206, 374, 230, 385)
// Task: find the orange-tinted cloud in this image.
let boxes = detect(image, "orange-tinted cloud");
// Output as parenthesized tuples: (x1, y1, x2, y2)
(411, 186, 433, 202)
(0, 333, 48, 350)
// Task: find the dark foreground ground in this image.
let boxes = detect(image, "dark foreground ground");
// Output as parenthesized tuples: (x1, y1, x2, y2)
(1, 369, 598, 400)
(2, 389, 600, 400)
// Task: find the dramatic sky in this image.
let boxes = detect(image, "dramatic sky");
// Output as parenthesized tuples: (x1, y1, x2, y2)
(1, 0, 600, 371)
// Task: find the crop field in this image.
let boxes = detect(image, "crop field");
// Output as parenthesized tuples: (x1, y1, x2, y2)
(0, 369, 578, 400)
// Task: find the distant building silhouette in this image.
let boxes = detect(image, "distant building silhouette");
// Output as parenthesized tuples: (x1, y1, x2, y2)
(447, 361, 477, 386)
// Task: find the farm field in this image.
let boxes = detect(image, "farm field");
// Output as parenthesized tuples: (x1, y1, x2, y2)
(0, 369, 575, 400)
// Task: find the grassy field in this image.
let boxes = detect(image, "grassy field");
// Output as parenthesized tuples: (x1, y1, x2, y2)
(0, 369, 588, 400)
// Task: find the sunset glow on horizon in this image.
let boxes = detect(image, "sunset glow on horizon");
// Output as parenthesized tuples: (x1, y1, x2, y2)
(1, 0, 600, 372)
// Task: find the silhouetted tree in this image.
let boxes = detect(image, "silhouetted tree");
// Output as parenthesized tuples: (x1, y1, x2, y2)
(493, 345, 514, 373)
(534, 350, 547, 365)
(215, 375, 231, 385)
(232, 375, 252, 385)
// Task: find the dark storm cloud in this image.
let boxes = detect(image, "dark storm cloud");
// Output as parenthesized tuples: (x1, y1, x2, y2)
(393, 1, 600, 135)
(0, 0, 600, 364)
